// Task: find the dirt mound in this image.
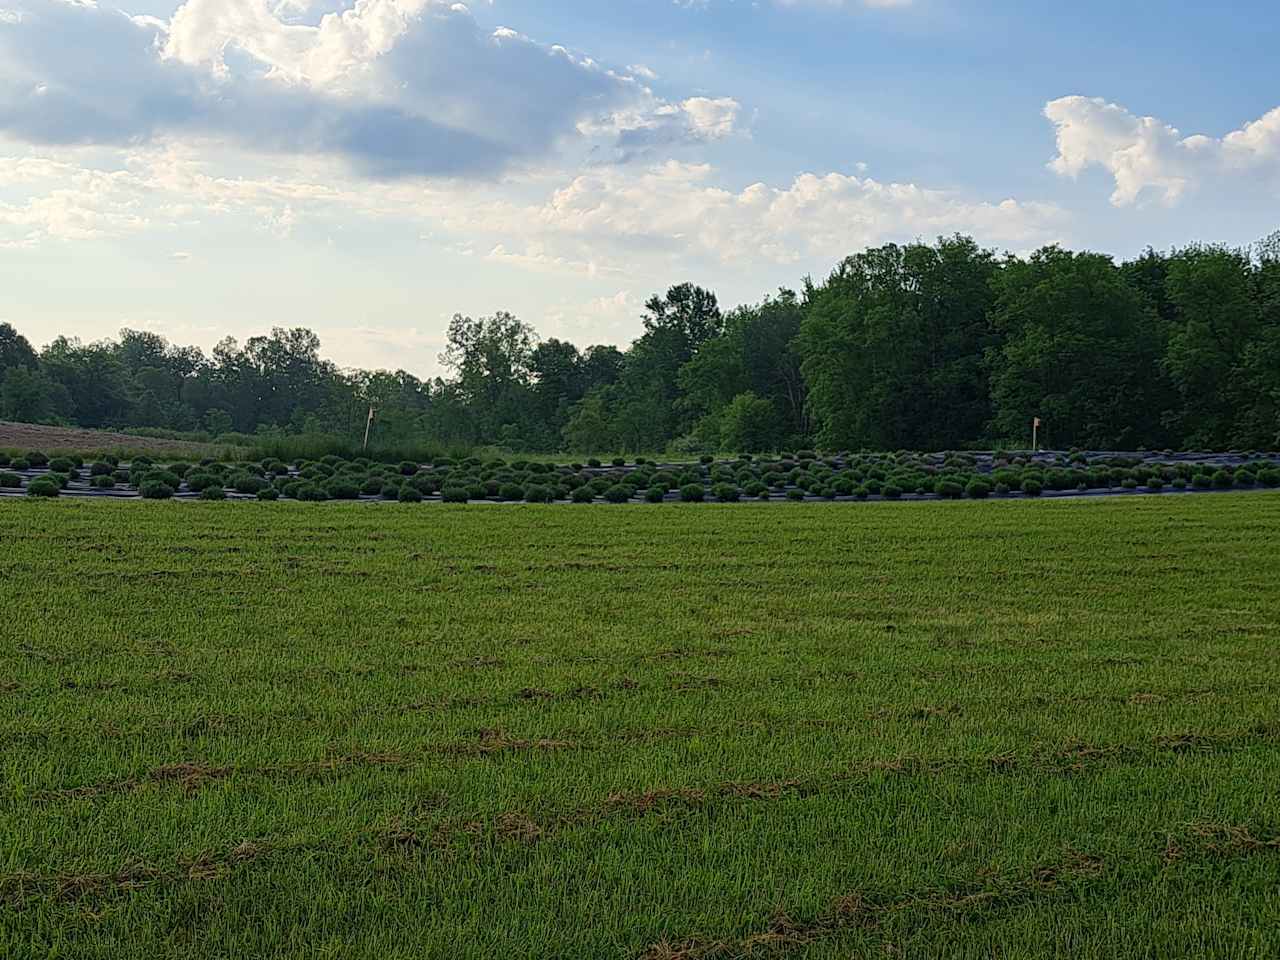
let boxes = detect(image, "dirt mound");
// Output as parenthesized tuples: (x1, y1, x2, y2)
(0, 421, 240, 457)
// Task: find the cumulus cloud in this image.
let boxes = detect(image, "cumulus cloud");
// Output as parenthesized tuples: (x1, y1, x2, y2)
(1045, 95, 1280, 205)
(0, 0, 736, 178)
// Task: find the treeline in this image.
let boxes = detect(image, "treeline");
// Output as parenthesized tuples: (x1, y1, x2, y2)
(2, 233, 1278, 453)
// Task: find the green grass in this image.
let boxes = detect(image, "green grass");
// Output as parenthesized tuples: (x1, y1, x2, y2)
(2, 494, 1278, 959)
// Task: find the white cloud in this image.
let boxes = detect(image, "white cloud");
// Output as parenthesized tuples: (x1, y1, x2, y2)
(1045, 95, 1280, 205)
(0, 0, 738, 178)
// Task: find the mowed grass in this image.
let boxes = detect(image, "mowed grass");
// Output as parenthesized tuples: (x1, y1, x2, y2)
(1, 495, 1278, 959)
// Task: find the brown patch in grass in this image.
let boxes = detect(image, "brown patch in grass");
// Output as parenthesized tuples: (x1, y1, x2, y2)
(637, 848, 1106, 959)
(1181, 823, 1280, 858)
(672, 674, 724, 691)
(450, 656, 506, 669)
(453, 729, 577, 756)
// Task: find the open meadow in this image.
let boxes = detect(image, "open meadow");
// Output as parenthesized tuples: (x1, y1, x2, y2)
(2, 494, 1279, 958)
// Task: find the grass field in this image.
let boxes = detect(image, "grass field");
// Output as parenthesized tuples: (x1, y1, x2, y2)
(2, 495, 1278, 958)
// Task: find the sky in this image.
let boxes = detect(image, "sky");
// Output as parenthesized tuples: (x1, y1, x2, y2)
(1, 0, 1278, 376)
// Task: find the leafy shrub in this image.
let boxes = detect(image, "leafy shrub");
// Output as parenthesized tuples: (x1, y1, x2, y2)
(1147, 477, 1164, 491)
(611, 457, 626, 467)
(523, 484, 553, 503)
(0, 453, 8, 466)
(744, 481, 768, 498)
(679, 483, 705, 502)
(1235, 471, 1256, 488)
(1121, 478, 1138, 490)
(1259, 469, 1280, 488)
(380, 484, 401, 500)
(604, 484, 631, 503)
(360, 477, 384, 496)
(713, 483, 740, 503)
(257, 487, 280, 501)
(571, 486, 595, 503)
(587, 458, 602, 468)
(294, 483, 327, 502)
(934, 480, 964, 500)
(645, 485, 665, 503)
(882, 483, 902, 499)
(1021, 479, 1042, 497)
(183, 471, 219, 493)
(233, 474, 267, 495)
(90, 475, 115, 489)
(24, 451, 49, 467)
(1172, 478, 1187, 490)
(200, 484, 227, 501)
(325, 478, 360, 500)
(965, 480, 991, 499)
(786, 488, 805, 501)
(46, 472, 70, 489)
(26, 478, 59, 497)
(0, 471, 22, 488)
(1192, 473, 1211, 489)
(398, 486, 423, 503)
(9, 458, 30, 471)
(89, 461, 113, 477)
(1212, 470, 1234, 489)
(442, 486, 471, 503)
(140, 480, 175, 499)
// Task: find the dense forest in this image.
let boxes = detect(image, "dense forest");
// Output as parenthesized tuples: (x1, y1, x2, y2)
(3, 234, 1278, 453)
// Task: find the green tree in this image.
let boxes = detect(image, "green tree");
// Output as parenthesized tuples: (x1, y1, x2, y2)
(799, 236, 998, 450)
(987, 247, 1162, 448)
(718, 392, 781, 453)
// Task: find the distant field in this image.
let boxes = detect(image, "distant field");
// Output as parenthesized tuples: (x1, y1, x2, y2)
(2, 495, 1278, 958)
(0, 421, 239, 459)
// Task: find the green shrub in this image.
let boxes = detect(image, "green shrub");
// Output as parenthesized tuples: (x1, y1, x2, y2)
(360, 477, 384, 496)
(882, 483, 902, 499)
(0, 453, 8, 466)
(9, 458, 30, 471)
(1212, 470, 1234, 489)
(200, 484, 227, 501)
(89, 475, 115, 489)
(1021, 479, 1042, 497)
(523, 484, 552, 504)
(1259, 469, 1280, 488)
(325, 479, 360, 500)
(786, 488, 805, 501)
(398, 486, 423, 503)
(184, 472, 219, 493)
(571, 486, 594, 503)
(140, 480, 175, 499)
(26, 478, 59, 497)
(257, 487, 280, 501)
(603, 484, 631, 503)
(294, 483, 327, 502)
(232, 474, 267, 495)
(24, 451, 49, 467)
(1235, 471, 1256, 488)
(934, 480, 964, 499)
(89, 461, 113, 477)
(965, 480, 991, 499)
(644, 485, 665, 503)
(1147, 477, 1164, 491)
(1172, 478, 1187, 490)
(712, 483, 740, 502)
(381, 484, 402, 500)
(442, 486, 470, 503)
(679, 483, 705, 503)
(1192, 473, 1212, 489)
(497, 482, 524, 502)
(46, 472, 70, 489)
(1121, 478, 1138, 490)
(744, 481, 768, 498)
(0, 471, 22, 488)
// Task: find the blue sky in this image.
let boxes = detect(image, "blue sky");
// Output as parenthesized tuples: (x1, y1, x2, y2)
(1, 0, 1277, 374)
